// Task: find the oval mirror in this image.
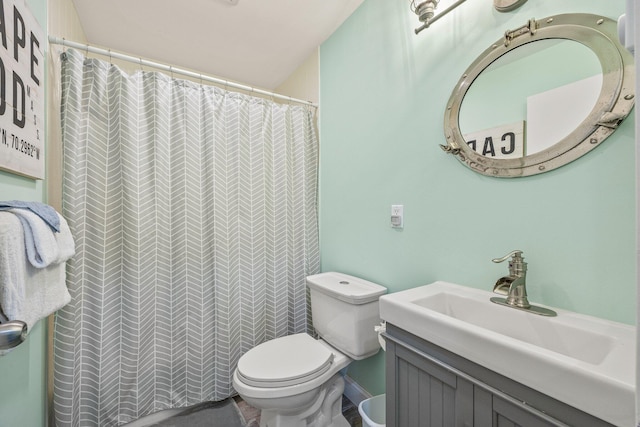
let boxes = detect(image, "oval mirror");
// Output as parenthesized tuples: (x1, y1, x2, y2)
(442, 14, 635, 177)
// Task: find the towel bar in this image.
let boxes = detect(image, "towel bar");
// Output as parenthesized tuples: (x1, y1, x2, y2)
(0, 321, 27, 351)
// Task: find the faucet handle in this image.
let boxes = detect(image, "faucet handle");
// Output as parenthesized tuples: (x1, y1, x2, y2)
(492, 250, 523, 264)
(492, 250, 526, 277)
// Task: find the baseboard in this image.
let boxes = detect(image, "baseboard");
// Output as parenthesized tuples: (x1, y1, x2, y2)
(343, 375, 372, 406)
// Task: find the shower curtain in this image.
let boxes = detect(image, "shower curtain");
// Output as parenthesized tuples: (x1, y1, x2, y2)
(53, 49, 319, 427)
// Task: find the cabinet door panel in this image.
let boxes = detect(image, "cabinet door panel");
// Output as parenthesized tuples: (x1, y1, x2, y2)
(493, 396, 563, 427)
(393, 345, 471, 427)
(473, 387, 494, 427)
(495, 416, 517, 427)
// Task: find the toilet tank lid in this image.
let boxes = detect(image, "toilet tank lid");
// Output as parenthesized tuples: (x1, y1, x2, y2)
(306, 272, 387, 304)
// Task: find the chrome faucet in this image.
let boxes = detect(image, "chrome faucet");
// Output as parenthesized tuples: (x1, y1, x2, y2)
(491, 250, 556, 317)
(492, 250, 530, 308)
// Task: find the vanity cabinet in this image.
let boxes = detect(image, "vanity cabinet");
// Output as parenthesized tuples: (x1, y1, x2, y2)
(384, 324, 614, 427)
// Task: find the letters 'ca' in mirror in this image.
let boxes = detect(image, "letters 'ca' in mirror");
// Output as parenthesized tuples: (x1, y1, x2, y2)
(442, 14, 635, 177)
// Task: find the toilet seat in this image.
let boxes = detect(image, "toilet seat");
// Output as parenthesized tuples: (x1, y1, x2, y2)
(236, 333, 335, 388)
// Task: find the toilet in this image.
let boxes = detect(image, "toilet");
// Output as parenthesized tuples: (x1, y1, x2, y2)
(232, 272, 387, 427)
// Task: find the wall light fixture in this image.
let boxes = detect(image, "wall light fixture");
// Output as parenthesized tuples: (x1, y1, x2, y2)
(411, 0, 467, 35)
(411, 0, 528, 35)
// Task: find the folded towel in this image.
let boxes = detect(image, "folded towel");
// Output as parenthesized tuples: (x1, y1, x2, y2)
(7, 209, 75, 268)
(0, 212, 71, 352)
(9, 209, 59, 268)
(0, 201, 60, 232)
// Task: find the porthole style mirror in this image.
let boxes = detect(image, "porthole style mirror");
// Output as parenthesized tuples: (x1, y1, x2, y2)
(442, 14, 635, 177)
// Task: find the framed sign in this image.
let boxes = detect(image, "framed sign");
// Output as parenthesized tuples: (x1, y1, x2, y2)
(463, 121, 526, 159)
(0, 0, 44, 180)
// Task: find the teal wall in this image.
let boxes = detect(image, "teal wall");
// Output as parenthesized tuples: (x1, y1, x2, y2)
(0, 1, 48, 426)
(319, 0, 635, 395)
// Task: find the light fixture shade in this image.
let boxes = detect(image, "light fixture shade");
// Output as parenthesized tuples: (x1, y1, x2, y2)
(411, 0, 440, 22)
(494, 0, 527, 12)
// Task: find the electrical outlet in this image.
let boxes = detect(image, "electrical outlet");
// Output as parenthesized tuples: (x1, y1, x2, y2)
(391, 205, 404, 229)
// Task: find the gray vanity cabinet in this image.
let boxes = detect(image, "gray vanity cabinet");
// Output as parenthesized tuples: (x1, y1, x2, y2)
(384, 324, 614, 427)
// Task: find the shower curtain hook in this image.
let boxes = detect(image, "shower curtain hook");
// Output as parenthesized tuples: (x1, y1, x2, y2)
(139, 57, 143, 72)
(108, 49, 112, 64)
(60, 38, 69, 61)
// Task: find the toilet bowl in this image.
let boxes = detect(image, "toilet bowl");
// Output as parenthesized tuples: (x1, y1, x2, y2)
(233, 335, 351, 427)
(232, 272, 387, 427)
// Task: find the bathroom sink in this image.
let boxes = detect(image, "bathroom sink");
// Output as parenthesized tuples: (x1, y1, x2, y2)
(413, 290, 614, 364)
(379, 281, 636, 427)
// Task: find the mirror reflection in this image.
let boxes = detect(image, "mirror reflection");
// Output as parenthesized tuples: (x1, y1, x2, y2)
(459, 40, 602, 158)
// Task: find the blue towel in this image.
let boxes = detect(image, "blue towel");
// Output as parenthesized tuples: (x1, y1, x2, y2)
(0, 201, 60, 233)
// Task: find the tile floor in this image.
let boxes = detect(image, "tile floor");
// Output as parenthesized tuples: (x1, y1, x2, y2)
(233, 395, 363, 427)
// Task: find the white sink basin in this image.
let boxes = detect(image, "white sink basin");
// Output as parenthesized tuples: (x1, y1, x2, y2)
(379, 281, 636, 427)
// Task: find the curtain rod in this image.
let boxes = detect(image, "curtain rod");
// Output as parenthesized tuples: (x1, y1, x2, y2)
(48, 36, 318, 108)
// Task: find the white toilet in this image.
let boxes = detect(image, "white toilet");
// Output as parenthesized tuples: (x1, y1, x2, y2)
(232, 272, 387, 427)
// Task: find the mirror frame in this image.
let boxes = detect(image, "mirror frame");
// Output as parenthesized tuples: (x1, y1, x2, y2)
(442, 14, 635, 177)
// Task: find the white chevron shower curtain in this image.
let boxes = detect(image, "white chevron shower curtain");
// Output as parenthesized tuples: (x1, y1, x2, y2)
(53, 49, 319, 427)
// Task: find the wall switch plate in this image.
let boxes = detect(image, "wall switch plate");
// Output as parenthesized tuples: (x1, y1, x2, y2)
(391, 205, 404, 229)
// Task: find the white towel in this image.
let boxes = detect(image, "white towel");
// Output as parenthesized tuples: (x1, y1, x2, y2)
(8, 209, 75, 268)
(54, 212, 75, 264)
(0, 212, 71, 336)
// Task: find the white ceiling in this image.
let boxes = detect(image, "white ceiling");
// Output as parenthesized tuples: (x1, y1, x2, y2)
(71, 0, 365, 90)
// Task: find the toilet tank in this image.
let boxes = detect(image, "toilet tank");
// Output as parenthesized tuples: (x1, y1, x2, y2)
(306, 272, 387, 360)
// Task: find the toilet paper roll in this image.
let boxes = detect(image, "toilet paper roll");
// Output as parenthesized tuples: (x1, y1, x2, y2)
(374, 321, 386, 351)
